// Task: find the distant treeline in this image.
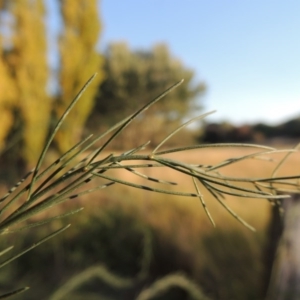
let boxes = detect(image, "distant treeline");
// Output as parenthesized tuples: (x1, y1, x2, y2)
(201, 117, 300, 144)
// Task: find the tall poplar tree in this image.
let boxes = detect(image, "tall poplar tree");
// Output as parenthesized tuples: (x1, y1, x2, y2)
(0, 2, 17, 153)
(0, 48, 17, 152)
(55, 0, 104, 153)
(8, 0, 50, 166)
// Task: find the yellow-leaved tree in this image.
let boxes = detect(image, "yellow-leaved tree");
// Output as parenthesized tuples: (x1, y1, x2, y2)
(7, 0, 50, 166)
(0, 38, 17, 152)
(55, 0, 104, 153)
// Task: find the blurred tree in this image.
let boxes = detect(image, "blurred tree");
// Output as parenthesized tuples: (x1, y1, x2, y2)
(87, 42, 206, 148)
(1, 0, 50, 167)
(0, 43, 17, 152)
(54, 0, 104, 153)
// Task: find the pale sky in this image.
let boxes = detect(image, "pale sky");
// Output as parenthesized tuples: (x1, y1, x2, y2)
(46, 1, 300, 126)
(100, 0, 300, 125)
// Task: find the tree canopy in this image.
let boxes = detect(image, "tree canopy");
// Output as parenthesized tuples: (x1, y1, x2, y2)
(87, 42, 206, 148)
(89, 43, 206, 124)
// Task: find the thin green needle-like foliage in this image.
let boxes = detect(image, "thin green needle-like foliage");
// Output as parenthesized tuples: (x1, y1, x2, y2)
(152, 110, 216, 154)
(192, 175, 215, 227)
(0, 85, 297, 231)
(86, 79, 184, 166)
(0, 246, 14, 257)
(1, 75, 300, 298)
(26, 74, 97, 202)
(1, 75, 298, 232)
(0, 286, 30, 299)
(0, 225, 70, 268)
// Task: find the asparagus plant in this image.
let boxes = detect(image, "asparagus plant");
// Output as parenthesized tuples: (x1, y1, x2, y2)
(0, 74, 299, 298)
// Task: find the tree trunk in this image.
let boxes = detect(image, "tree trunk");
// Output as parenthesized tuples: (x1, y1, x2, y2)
(266, 194, 300, 300)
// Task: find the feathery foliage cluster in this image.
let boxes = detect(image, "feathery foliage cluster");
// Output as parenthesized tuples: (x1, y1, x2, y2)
(0, 76, 300, 298)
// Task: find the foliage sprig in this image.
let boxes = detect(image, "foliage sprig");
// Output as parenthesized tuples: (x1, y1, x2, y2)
(0, 75, 300, 297)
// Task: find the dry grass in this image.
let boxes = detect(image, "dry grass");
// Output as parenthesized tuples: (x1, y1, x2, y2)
(77, 145, 300, 240)
(3, 144, 297, 237)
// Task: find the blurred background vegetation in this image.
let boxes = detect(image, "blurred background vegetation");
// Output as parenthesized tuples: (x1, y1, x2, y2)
(0, 0, 206, 174)
(0, 1, 298, 299)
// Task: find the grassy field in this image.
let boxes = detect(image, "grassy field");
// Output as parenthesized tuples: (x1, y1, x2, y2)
(93, 146, 300, 229)
(59, 146, 298, 299)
